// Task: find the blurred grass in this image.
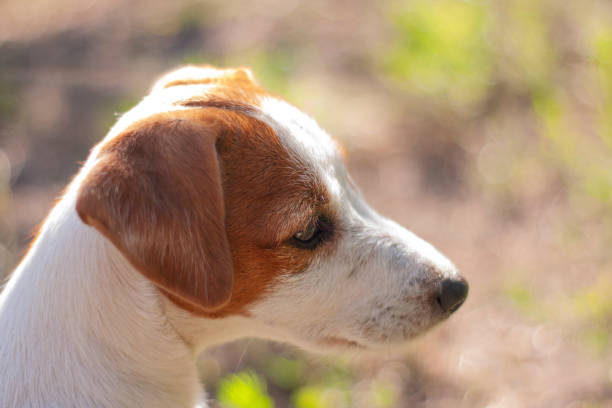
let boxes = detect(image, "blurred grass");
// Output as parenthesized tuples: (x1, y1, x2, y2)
(265, 357, 304, 391)
(218, 371, 274, 408)
(0, 80, 16, 122)
(502, 278, 540, 320)
(573, 277, 612, 356)
(382, 0, 492, 110)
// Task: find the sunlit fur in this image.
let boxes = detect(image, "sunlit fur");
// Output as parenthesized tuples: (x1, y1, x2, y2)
(0, 66, 463, 407)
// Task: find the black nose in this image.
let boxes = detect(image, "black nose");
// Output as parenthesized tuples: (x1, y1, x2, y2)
(437, 277, 469, 314)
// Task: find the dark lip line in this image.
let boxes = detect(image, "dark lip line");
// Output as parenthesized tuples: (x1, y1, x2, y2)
(447, 298, 467, 314)
(320, 336, 368, 349)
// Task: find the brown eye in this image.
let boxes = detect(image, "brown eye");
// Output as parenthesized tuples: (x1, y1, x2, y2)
(289, 215, 334, 250)
(294, 222, 317, 242)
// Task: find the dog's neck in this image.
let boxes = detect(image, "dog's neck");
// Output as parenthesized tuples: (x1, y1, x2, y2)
(0, 185, 242, 408)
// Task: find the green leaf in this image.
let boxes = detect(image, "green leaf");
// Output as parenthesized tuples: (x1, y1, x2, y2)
(217, 371, 274, 408)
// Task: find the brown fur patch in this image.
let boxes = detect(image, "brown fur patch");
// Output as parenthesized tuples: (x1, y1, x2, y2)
(77, 111, 234, 313)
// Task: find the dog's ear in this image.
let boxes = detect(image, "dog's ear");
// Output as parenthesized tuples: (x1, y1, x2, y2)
(76, 113, 233, 312)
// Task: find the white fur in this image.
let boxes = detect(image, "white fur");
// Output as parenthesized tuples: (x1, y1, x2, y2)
(0, 67, 460, 407)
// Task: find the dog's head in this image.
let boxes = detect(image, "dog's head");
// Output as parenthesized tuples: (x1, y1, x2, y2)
(76, 66, 468, 351)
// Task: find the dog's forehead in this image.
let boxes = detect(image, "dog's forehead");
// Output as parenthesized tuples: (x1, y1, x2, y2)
(257, 98, 338, 161)
(254, 97, 345, 199)
(154, 65, 341, 157)
(117, 66, 346, 201)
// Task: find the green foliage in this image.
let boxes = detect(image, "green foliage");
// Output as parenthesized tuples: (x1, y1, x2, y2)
(292, 386, 328, 408)
(582, 326, 610, 356)
(368, 379, 399, 408)
(292, 385, 351, 408)
(594, 27, 612, 150)
(0, 80, 16, 121)
(502, 277, 550, 321)
(573, 277, 612, 355)
(531, 86, 577, 166)
(382, 0, 492, 109)
(501, 0, 556, 88)
(289, 360, 354, 408)
(265, 357, 304, 391)
(503, 281, 535, 313)
(217, 371, 274, 408)
(574, 278, 612, 321)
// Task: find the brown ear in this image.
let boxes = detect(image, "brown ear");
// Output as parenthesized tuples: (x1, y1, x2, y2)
(76, 113, 233, 312)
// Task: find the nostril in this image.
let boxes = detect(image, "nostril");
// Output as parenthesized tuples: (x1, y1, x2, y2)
(437, 277, 469, 314)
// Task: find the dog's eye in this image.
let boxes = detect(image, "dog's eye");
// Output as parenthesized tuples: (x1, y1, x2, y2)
(294, 222, 317, 242)
(290, 216, 333, 250)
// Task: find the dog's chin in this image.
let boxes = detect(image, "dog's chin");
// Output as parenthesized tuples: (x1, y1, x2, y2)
(310, 319, 448, 354)
(306, 336, 416, 357)
(310, 335, 408, 354)
(294, 337, 369, 355)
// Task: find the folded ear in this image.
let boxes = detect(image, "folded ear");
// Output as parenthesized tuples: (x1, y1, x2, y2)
(76, 113, 233, 312)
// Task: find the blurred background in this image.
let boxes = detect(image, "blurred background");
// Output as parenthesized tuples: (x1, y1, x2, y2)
(1, 0, 612, 406)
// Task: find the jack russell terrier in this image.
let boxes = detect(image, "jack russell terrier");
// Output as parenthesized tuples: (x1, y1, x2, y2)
(0, 66, 468, 407)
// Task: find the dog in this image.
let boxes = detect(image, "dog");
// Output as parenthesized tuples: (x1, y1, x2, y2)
(0, 66, 468, 407)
